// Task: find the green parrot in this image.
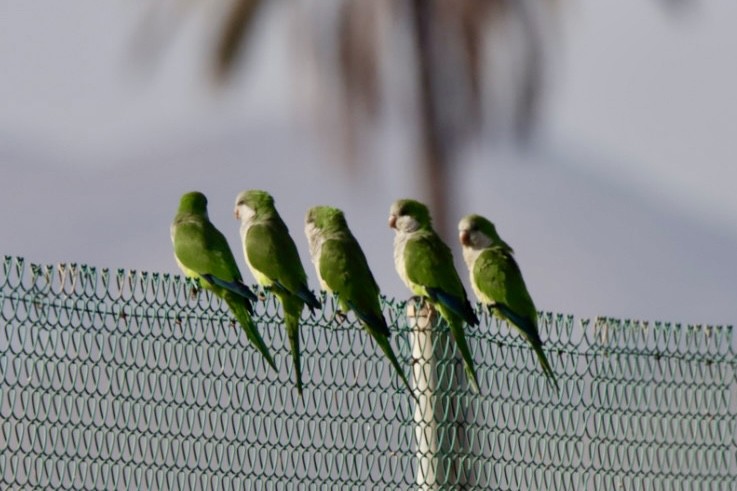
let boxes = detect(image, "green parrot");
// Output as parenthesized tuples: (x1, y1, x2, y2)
(458, 214, 558, 390)
(170, 191, 276, 370)
(389, 199, 481, 393)
(304, 206, 414, 397)
(234, 190, 320, 396)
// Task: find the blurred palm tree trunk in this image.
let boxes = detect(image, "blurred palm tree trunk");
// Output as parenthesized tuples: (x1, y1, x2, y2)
(141, 0, 689, 230)
(138, 1, 694, 487)
(411, 0, 451, 237)
(410, 8, 476, 487)
(215, 0, 263, 80)
(139, 0, 556, 235)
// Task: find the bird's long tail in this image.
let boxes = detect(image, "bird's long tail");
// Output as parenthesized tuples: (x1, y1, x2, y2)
(445, 313, 480, 394)
(285, 313, 303, 397)
(531, 341, 559, 392)
(298, 285, 321, 312)
(224, 293, 276, 371)
(496, 305, 560, 392)
(372, 332, 417, 401)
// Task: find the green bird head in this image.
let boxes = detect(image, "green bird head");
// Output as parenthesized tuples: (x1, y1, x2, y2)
(458, 214, 512, 252)
(388, 199, 432, 233)
(177, 191, 209, 216)
(305, 206, 347, 232)
(234, 189, 276, 222)
(305, 205, 348, 258)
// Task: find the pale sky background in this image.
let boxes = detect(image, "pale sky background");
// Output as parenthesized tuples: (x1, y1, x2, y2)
(1, 1, 736, 325)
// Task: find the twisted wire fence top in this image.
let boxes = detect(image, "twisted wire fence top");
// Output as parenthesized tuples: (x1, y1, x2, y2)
(1, 256, 735, 490)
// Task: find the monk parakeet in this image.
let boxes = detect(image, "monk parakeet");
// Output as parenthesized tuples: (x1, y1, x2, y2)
(170, 191, 276, 370)
(389, 199, 481, 393)
(458, 214, 558, 390)
(305, 206, 414, 397)
(235, 190, 320, 396)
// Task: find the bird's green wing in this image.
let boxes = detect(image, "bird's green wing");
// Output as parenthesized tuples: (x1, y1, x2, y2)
(474, 247, 558, 390)
(404, 233, 461, 291)
(404, 232, 480, 391)
(319, 235, 388, 337)
(404, 232, 478, 325)
(222, 291, 276, 371)
(246, 221, 307, 289)
(174, 216, 242, 282)
(321, 234, 412, 396)
(473, 247, 537, 324)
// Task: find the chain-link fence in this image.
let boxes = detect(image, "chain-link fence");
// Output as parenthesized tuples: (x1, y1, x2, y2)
(1, 256, 735, 489)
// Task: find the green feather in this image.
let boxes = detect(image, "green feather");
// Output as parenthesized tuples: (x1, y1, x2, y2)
(306, 206, 415, 398)
(435, 303, 481, 394)
(390, 199, 481, 393)
(237, 190, 319, 396)
(284, 311, 303, 396)
(173, 215, 244, 288)
(171, 192, 275, 370)
(462, 213, 559, 391)
(223, 292, 276, 370)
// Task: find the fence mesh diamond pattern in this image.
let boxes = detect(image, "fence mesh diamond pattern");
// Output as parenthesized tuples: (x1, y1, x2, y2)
(1, 256, 735, 489)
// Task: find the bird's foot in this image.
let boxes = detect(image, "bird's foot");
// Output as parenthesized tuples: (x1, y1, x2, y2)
(258, 285, 274, 301)
(409, 295, 424, 306)
(333, 310, 348, 324)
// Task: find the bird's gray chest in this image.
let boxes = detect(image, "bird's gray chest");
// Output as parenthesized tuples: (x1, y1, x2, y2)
(393, 232, 412, 289)
(463, 248, 485, 301)
(239, 219, 256, 273)
(313, 242, 331, 292)
(305, 226, 330, 292)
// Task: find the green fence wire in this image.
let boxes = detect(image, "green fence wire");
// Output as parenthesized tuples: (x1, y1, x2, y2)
(1, 256, 735, 490)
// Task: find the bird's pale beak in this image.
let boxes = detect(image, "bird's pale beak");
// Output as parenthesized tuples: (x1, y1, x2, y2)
(234, 209, 240, 220)
(459, 230, 470, 246)
(388, 215, 397, 229)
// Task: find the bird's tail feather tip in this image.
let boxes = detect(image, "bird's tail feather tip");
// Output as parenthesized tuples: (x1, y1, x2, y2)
(546, 373, 560, 393)
(465, 365, 481, 394)
(227, 297, 276, 371)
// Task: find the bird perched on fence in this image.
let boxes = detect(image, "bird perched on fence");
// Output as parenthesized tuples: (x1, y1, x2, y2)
(458, 214, 558, 391)
(305, 205, 414, 397)
(170, 191, 275, 370)
(234, 190, 320, 397)
(389, 199, 481, 393)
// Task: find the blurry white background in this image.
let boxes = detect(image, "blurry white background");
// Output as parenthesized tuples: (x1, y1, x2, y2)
(1, 1, 735, 324)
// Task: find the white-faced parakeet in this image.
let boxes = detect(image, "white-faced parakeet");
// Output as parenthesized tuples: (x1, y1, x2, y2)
(305, 205, 414, 396)
(235, 190, 320, 396)
(389, 199, 480, 393)
(171, 191, 275, 370)
(458, 213, 558, 390)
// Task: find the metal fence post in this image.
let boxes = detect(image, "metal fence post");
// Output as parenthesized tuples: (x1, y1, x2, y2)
(408, 299, 468, 489)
